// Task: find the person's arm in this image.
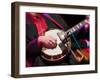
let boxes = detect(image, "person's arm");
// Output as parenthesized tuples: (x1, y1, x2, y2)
(26, 23, 57, 55)
(26, 23, 41, 56)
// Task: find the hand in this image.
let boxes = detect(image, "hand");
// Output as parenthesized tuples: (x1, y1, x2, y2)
(38, 36, 57, 49)
(84, 16, 90, 29)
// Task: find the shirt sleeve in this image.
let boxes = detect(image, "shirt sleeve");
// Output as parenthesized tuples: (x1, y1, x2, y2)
(26, 23, 41, 57)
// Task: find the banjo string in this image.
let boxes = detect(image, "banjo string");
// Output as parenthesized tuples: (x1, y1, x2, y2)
(71, 33, 81, 50)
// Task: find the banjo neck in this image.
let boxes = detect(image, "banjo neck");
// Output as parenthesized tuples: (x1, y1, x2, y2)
(65, 19, 86, 37)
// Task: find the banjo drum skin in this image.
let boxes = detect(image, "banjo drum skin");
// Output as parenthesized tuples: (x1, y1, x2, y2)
(41, 29, 71, 62)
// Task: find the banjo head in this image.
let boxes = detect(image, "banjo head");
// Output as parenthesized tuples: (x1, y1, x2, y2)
(41, 29, 71, 62)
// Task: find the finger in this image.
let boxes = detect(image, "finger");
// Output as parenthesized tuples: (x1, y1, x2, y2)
(52, 37, 57, 41)
(51, 37, 57, 41)
(48, 41, 57, 48)
(43, 42, 52, 49)
(48, 43, 54, 48)
(49, 38, 57, 44)
(44, 42, 53, 49)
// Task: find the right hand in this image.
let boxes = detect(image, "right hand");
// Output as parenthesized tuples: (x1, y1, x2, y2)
(38, 36, 57, 49)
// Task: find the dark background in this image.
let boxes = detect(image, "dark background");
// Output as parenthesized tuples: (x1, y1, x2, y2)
(60, 14, 86, 28)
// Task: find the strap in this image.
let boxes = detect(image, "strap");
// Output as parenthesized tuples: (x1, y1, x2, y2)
(43, 14, 64, 30)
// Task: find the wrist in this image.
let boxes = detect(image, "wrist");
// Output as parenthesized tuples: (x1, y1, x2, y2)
(38, 36, 44, 48)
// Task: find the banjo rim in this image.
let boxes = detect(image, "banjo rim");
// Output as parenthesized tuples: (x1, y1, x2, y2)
(41, 29, 71, 62)
(41, 53, 66, 62)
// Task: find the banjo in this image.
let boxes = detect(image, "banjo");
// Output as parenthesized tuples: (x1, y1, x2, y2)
(41, 19, 87, 62)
